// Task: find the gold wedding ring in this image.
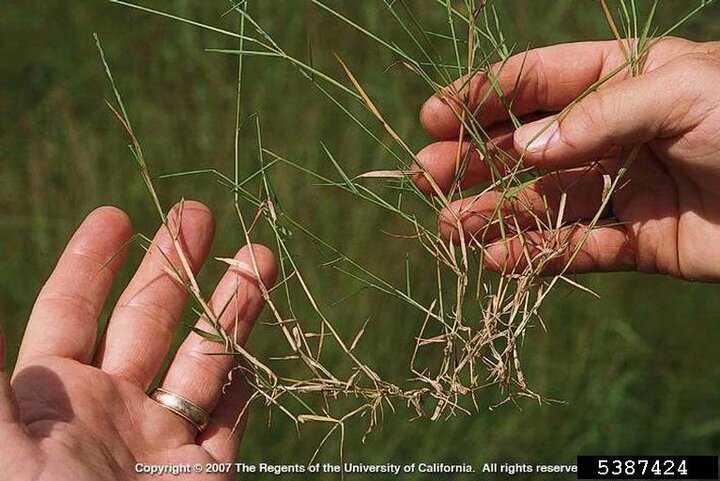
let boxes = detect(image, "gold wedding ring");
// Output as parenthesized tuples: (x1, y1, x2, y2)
(150, 388, 210, 432)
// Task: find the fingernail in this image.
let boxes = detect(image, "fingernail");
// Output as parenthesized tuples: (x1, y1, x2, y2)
(515, 119, 560, 153)
(219, 257, 256, 279)
(421, 94, 443, 112)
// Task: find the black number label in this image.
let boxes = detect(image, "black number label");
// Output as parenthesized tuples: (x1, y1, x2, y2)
(577, 455, 717, 479)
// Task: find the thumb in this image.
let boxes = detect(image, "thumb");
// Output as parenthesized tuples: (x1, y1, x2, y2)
(513, 59, 697, 168)
(0, 329, 19, 423)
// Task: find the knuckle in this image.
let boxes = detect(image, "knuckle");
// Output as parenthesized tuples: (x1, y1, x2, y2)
(183, 348, 232, 381)
(656, 36, 695, 52)
(666, 49, 720, 79)
(114, 301, 177, 337)
(35, 289, 98, 319)
(691, 51, 720, 72)
(530, 51, 551, 108)
(560, 92, 608, 149)
(656, 53, 720, 129)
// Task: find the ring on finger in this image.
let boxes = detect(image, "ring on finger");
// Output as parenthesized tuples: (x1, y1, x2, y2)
(150, 388, 210, 432)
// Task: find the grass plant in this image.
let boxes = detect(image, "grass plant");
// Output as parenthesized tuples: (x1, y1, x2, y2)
(93, 0, 715, 463)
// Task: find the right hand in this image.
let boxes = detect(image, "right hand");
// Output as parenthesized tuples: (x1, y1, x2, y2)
(415, 37, 720, 282)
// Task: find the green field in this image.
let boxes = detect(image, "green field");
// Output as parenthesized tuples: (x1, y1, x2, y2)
(2, 1, 720, 479)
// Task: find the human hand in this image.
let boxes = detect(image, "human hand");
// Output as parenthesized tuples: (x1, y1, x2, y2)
(0, 202, 276, 480)
(416, 38, 720, 282)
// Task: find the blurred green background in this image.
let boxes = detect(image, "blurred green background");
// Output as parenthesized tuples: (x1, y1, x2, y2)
(2, 1, 720, 479)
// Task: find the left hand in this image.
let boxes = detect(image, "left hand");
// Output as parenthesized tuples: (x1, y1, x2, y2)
(0, 201, 276, 481)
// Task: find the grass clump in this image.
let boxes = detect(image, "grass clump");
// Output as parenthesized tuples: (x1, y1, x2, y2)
(101, 0, 714, 460)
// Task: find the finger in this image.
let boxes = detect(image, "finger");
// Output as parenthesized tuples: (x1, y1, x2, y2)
(421, 41, 626, 139)
(15, 207, 132, 369)
(160, 244, 276, 429)
(95, 200, 214, 389)
(513, 54, 710, 170)
(414, 141, 489, 195)
(199, 371, 251, 463)
(413, 122, 519, 195)
(483, 222, 636, 276)
(439, 164, 614, 242)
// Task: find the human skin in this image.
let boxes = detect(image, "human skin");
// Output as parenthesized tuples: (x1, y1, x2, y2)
(415, 38, 720, 281)
(0, 201, 276, 480)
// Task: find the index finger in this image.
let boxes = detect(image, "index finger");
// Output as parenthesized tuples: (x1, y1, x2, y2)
(420, 40, 624, 139)
(15, 207, 132, 369)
